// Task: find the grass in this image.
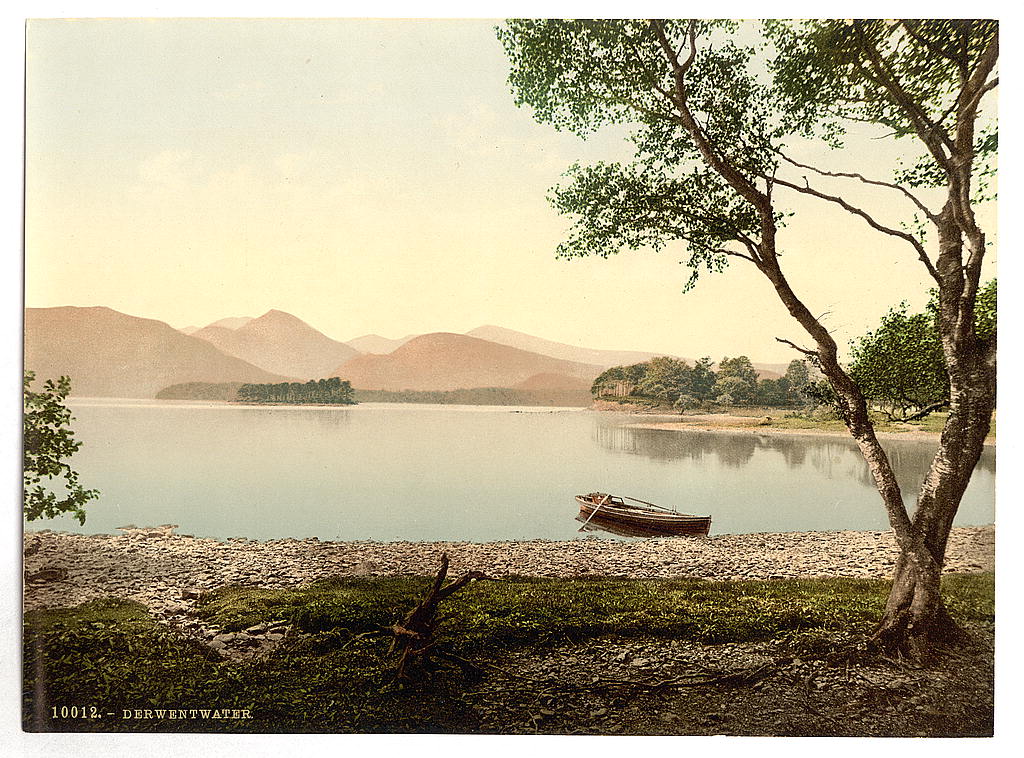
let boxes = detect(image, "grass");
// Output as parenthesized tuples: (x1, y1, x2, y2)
(667, 408, 995, 441)
(23, 573, 994, 734)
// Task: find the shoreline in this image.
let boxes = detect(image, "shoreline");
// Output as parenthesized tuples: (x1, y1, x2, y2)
(66, 397, 995, 447)
(24, 525, 994, 618)
(630, 419, 998, 445)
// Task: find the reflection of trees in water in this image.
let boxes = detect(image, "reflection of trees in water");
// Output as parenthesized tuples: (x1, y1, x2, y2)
(592, 421, 995, 491)
(592, 424, 757, 468)
(252, 406, 354, 430)
(857, 440, 995, 495)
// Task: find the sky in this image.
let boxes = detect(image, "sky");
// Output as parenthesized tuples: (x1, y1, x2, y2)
(24, 17, 998, 363)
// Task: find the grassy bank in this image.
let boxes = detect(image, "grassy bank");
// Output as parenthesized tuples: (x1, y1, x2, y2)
(615, 404, 996, 441)
(23, 573, 994, 735)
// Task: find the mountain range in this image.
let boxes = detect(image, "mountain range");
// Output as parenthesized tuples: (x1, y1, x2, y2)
(465, 325, 681, 368)
(190, 309, 359, 380)
(24, 305, 786, 398)
(332, 332, 602, 392)
(24, 307, 289, 398)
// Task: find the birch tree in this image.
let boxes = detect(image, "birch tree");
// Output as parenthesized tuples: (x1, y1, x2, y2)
(497, 18, 997, 658)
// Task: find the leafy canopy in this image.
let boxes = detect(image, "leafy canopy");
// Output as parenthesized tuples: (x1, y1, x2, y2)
(497, 19, 784, 291)
(24, 371, 99, 524)
(766, 20, 998, 195)
(848, 280, 996, 421)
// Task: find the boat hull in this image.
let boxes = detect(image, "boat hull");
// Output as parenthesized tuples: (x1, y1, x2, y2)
(575, 495, 711, 537)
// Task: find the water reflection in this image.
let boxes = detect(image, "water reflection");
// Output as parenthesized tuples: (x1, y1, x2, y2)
(592, 424, 758, 467)
(595, 422, 994, 496)
(576, 514, 708, 540)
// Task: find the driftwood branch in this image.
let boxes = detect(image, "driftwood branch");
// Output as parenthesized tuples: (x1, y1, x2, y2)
(389, 552, 491, 680)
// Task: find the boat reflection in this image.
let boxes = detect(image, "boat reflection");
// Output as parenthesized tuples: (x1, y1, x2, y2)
(575, 513, 708, 539)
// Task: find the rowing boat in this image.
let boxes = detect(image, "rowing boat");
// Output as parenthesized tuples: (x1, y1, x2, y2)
(575, 492, 711, 537)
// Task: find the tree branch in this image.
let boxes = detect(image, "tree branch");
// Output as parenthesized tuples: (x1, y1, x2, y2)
(775, 337, 817, 357)
(769, 175, 941, 283)
(649, 20, 767, 214)
(713, 247, 758, 264)
(899, 20, 964, 70)
(775, 149, 937, 222)
(852, 21, 954, 169)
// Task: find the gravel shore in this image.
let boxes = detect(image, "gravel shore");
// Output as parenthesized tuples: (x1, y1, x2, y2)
(24, 525, 994, 618)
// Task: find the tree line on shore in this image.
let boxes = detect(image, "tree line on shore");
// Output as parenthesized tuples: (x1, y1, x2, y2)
(236, 377, 356, 404)
(592, 355, 812, 410)
(593, 281, 994, 421)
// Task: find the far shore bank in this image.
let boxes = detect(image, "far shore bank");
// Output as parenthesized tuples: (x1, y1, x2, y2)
(588, 403, 996, 446)
(24, 526, 994, 619)
(629, 417, 997, 446)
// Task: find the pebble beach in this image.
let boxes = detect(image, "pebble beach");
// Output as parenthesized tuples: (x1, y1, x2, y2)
(24, 525, 994, 618)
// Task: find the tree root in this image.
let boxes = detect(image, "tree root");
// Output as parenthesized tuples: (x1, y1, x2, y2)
(870, 604, 973, 662)
(388, 553, 490, 680)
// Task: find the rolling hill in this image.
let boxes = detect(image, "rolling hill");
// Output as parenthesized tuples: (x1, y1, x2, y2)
(467, 325, 787, 379)
(24, 306, 291, 398)
(465, 325, 678, 368)
(345, 333, 419, 354)
(331, 332, 604, 391)
(191, 309, 359, 379)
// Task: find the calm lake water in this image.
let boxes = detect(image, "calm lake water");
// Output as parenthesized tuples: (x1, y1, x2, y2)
(32, 400, 995, 541)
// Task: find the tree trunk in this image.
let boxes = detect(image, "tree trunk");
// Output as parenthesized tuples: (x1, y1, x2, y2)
(872, 352, 995, 657)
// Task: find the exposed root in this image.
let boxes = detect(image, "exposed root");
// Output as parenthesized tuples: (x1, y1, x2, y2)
(388, 553, 491, 680)
(870, 604, 972, 662)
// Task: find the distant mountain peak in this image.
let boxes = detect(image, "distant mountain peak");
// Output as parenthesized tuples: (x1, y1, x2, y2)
(191, 308, 358, 379)
(206, 316, 254, 331)
(258, 308, 296, 320)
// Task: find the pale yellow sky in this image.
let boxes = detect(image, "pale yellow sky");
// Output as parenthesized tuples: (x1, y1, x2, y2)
(24, 17, 997, 363)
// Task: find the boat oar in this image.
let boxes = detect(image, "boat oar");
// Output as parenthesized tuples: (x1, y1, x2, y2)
(577, 494, 611, 531)
(622, 495, 678, 513)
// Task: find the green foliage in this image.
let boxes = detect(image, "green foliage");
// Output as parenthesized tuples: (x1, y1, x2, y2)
(593, 354, 809, 409)
(848, 304, 947, 421)
(766, 20, 998, 194)
(497, 19, 783, 291)
(784, 360, 811, 394)
(592, 355, 721, 406)
(237, 377, 356, 405)
(635, 356, 692, 401)
(803, 380, 843, 417)
(713, 356, 759, 404)
(973, 278, 997, 342)
(847, 281, 995, 421)
(23, 371, 99, 524)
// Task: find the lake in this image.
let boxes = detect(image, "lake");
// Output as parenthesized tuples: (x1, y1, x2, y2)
(31, 400, 995, 541)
